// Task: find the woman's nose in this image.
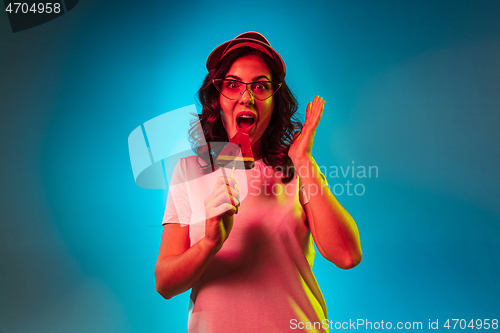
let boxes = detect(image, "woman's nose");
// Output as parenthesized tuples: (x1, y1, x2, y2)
(239, 88, 254, 104)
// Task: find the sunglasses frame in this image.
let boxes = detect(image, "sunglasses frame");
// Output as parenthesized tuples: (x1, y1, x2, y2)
(212, 79, 282, 101)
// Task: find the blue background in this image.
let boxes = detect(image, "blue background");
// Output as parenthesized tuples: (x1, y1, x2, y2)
(1, 0, 499, 331)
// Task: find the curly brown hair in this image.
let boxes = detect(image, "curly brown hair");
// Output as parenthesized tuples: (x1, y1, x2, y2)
(189, 47, 302, 183)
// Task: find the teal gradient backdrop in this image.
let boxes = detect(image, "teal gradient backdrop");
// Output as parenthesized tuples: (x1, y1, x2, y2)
(1, 0, 499, 332)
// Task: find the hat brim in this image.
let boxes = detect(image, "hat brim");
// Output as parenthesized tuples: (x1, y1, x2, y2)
(206, 35, 286, 77)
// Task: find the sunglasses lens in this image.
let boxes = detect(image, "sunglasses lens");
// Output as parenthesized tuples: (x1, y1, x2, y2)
(213, 80, 281, 101)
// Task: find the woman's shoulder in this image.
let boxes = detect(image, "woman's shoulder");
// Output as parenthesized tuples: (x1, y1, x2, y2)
(178, 155, 199, 167)
(179, 155, 211, 171)
(169, 155, 211, 183)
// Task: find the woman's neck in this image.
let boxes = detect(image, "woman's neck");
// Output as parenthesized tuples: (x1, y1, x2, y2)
(251, 137, 263, 161)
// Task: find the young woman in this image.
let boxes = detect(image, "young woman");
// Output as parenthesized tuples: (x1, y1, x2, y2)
(155, 32, 362, 332)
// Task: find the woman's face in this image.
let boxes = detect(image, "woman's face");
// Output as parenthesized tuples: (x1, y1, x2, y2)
(219, 54, 274, 145)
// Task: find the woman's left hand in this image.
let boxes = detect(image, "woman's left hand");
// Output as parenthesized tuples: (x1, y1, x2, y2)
(288, 95, 325, 162)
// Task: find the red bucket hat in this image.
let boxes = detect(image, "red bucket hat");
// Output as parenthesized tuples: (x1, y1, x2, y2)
(206, 31, 286, 77)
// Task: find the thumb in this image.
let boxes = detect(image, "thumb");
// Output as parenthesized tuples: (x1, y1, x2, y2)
(292, 130, 301, 143)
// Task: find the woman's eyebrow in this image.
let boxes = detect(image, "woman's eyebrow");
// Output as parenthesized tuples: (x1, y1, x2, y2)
(252, 75, 271, 81)
(225, 74, 242, 80)
(224, 74, 271, 81)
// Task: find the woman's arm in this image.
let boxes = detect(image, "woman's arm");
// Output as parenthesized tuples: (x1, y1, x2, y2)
(289, 96, 362, 269)
(155, 223, 219, 299)
(297, 156, 362, 269)
(155, 176, 239, 299)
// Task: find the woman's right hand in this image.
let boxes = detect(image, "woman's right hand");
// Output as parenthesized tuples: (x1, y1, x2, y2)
(156, 175, 239, 299)
(204, 176, 240, 252)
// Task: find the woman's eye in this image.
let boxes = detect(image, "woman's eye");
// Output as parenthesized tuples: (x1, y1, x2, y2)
(253, 83, 268, 90)
(226, 81, 240, 89)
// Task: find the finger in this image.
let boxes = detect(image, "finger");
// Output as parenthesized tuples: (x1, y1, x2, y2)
(214, 184, 240, 203)
(303, 96, 326, 134)
(223, 187, 238, 215)
(222, 177, 239, 203)
(223, 176, 237, 189)
(231, 185, 240, 202)
(221, 179, 239, 200)
(208, 183, 240, 207)
(309, 97, 325, 126)
(215, 176, 237, 189)
(305, 97, 321, 125)
(206, 191, 239, 219)
(220, 200, 238, 216)
(212, 187, 240, 208)
(312, 96, 322, 110)
(317, 98, 325, 117)
(226, 184, 237, 207)
(212, 203, 237, 218)
(304, 102, 312, 125)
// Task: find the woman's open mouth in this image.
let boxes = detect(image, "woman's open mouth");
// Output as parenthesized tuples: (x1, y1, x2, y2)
(236, 113, 256, 131)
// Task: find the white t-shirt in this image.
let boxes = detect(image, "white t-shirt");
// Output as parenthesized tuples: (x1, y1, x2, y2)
(163, 156, 329, 332)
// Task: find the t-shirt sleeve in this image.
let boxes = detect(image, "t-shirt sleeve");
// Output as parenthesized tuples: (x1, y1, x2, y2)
(163, 159, 191, 226)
